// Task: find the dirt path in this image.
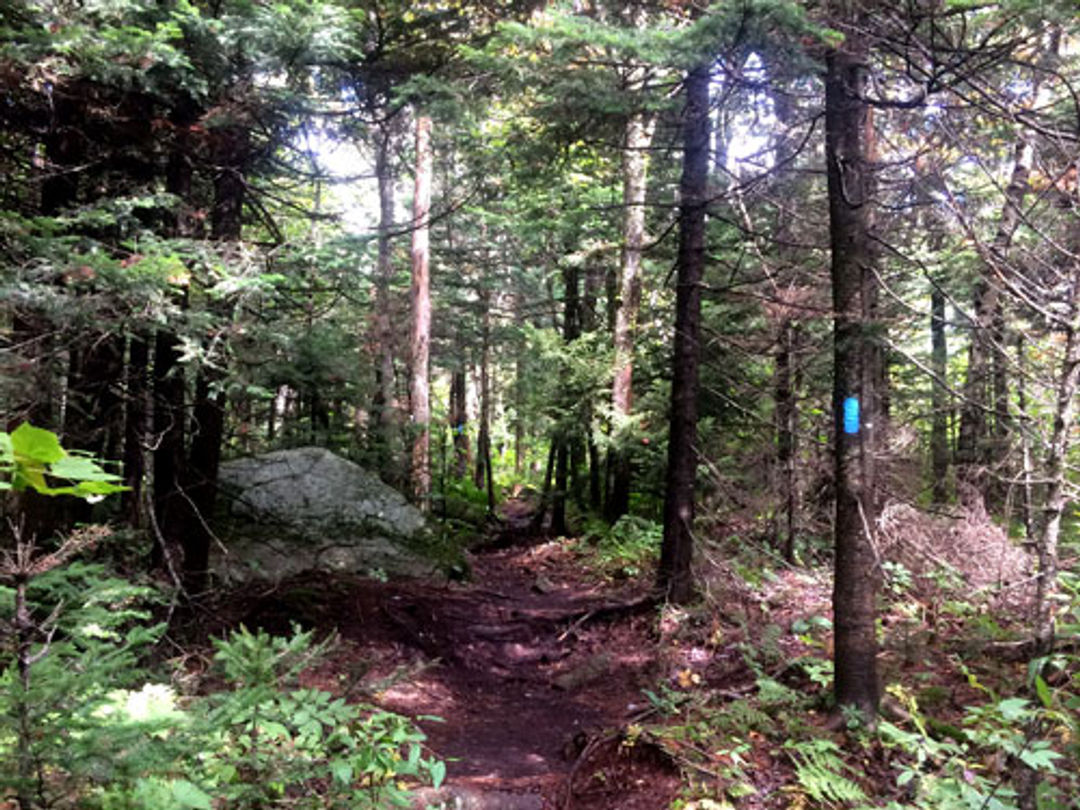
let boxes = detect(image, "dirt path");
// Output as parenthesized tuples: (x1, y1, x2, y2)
(244, 523, 681, 809)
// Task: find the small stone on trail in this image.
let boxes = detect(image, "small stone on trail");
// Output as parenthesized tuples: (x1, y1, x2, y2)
(532, 574, 557, 594)
(553, 653, 612, 691)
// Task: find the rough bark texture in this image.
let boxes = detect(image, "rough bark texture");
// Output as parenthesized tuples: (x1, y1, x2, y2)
(607, 110, 656, 523)
(122, 333, 149, 526)
(450, 367, 470, 479)
(476, 288, 495, 513)
(930, 286, 949, 503)
(775, 320, 797, 562)
(1034, 281, 1080, 655)
(552, 265, 581, 537)
(658, 63, 709, 605)
(826, 37, 880, 719)
(152, 328, 187, 571)
(410, 114, 433, 508)
(371, 122, 401, 482)
(956, 143, 1032, 503)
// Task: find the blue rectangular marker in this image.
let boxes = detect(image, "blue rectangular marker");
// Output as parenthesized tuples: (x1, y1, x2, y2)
(843, 397, 860, 434)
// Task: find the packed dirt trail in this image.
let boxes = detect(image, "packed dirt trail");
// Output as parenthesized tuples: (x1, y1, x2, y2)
(247, 503, 681, 809)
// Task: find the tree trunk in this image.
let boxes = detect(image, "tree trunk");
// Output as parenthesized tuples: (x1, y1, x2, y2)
(1034, 281, 1080, 655)
(371, 121, 401, 481)
(121, 333, 149, 526)
(552, 264, 581, 535)
(775, 319, 797, 562)
(532, 440, 557, 533)
(475, 288, 495, 513)
(607, 109, 657, 523)
(930, 285, 950, 503)
(1016, 335, 1034, 541)
(826, 34, 880, 720)
(450, 367, 470, 478)
(584, 260, 604, 509)
(152, 329, 187, 572)
(409, 113, 433, 508)
(173, 123, 246, 593)
(956, 142, 1033, 504)
(658, 63, 709, 604)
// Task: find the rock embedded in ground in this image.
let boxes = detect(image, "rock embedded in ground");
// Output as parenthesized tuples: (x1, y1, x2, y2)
(214, 446, 435, 582)
(410, 786, 543, 810)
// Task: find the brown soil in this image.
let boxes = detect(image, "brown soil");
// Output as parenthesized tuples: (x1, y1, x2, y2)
(217, 511, 681, 810)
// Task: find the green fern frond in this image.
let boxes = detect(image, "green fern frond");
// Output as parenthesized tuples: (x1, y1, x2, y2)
(785, 738, 867, 807)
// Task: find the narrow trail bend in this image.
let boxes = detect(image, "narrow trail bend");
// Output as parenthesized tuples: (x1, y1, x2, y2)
(246, 513, 681, 809)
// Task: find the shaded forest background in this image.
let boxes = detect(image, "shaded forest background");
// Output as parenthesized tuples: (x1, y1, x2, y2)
(3, 0, 1080, 807)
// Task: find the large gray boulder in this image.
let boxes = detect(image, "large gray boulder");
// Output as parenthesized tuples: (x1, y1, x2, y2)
(214, 447, 434, 583)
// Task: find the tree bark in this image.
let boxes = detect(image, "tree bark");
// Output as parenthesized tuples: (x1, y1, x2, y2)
(1034, 280, 1080, 655)
(658, 63, 710, 605)
(371, 120, 401, 481)
(552, 264, 581, 536)
(121, 333, 149, 526)
(825, 34, 880, 720)
(956, 142, 1033, 505)
(607, 109, 656, 523)
(450, 366, 470, 479)
(475, 288, 495, 513)
(930, 285, 950, 503)
(410, 113, 433, 508)
(775, 319, 797, 562)
(152, 328, 187, 572)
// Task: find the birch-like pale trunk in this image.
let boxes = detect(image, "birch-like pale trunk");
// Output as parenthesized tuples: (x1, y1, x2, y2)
(409, 114, 433, 508)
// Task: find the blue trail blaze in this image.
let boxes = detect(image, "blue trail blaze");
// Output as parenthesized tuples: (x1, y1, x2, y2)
(843, 397, 860, 434)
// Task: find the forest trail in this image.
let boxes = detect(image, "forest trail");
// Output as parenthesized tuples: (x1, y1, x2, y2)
(241, 503, 680, 809)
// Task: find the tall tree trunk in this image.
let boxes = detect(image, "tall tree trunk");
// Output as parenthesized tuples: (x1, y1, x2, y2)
(552, 264, 581, 536)
(607, 109, 657, 523)
(826, 32, 880, 720)
(172, 123, 245, 593)
(371, 121, 400, 481)
(409, 114, 433, 508)
(475, 288, 495, 513)
(956, 142, 1033, 505)
(775, 319, 797, 562)
(531, 440, 557, 533)
(1034, 279, 1080, 655)
(152, 328, 187, 571)
(1016, 335, 1034, 541)
(122, 333, 149, 526)
(583, 260, 604, 509)
(658, 63, 709, 604)
(450, 366, 470, 478)
(930, 285, 950, 503)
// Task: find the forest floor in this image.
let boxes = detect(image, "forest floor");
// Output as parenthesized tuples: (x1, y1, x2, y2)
(187, 495, 1064, 809)
(218, 499, 683, 810)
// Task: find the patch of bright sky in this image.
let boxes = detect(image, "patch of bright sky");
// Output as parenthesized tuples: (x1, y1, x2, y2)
(720, 53, 776, 179)
(304, 126, 383, 235)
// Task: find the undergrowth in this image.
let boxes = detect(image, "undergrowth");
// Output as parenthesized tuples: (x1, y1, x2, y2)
(0, 560, 445, 809)
(647, 537, 1080, 810)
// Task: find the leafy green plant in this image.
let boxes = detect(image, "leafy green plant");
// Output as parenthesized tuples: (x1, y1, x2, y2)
(784, 738, 867, 807)
(0, 558, 169, 808)
(583, 514, 663, 578)
(190, 624, 444, 809)
(876, 677, 1068, 810)
(0, 422, 126, 498)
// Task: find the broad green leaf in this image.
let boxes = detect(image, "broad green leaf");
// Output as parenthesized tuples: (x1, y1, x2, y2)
(11, 422, 65, 464)
(50, 455, 122, 482)
(330, 760, 353, 785)
(430, 759, 446, 790)
(1034, 675, 1052, 709)
(171, 779, 213, 810)
(1018, 747, 1061, 771)
(996, 697, 1030, 722)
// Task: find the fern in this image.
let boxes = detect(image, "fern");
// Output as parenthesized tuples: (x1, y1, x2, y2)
(785, 738, 867, 807)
